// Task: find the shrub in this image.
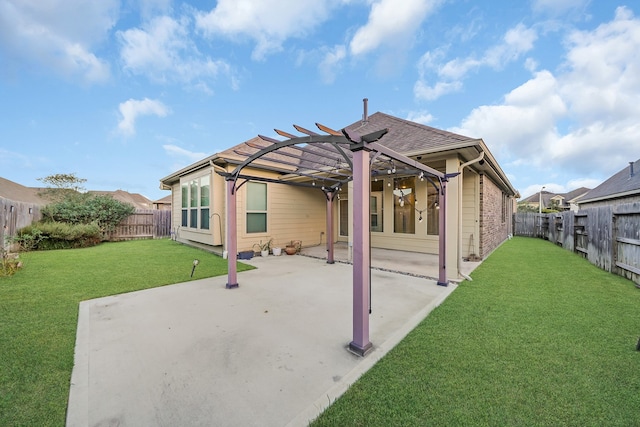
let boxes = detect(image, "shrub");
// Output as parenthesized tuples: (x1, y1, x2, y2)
(41, 194, 135, 232)
(13, 222, 102, 251)
(0, 248, 21, 276)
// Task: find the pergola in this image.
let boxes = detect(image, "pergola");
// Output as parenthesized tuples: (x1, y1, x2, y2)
(220, 121, 457, 356)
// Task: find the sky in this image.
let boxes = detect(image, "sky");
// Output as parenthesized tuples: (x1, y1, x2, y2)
(1, 0, 639, 201)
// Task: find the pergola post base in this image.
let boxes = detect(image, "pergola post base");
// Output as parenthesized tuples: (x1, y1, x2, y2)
(437, 281, 448, 287)
(225, 283, 239, 289)
(348, 341, 373, 357)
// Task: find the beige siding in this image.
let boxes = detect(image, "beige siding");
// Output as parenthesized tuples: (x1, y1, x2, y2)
(235, 180, 326, 252)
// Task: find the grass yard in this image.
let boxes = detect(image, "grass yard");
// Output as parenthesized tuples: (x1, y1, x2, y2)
(0, 239, 253, 426)
(313, 237, 640, 426)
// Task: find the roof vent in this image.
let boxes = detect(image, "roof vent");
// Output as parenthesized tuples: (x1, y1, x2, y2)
(362, 98, 369, 124)
(630, 162, 635, 178)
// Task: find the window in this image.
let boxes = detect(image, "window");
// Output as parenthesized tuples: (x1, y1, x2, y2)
(370, 180, 384, 232)
(394, 177, 415, 234)
(181, 183, 188, 226)
(200, 175, 210, 230)
(339, 198, 349, 237)
(246, 182, 267, 233)
(427, 184, 439, 235)
(501, 193, 507, 223)
(180, 176, 211, 230)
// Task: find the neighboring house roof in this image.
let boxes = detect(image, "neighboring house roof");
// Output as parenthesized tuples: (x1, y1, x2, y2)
(563, 187, 591, 204)
(154, 194, 172, 204)
(0, 177, 47, 204)
(88, 190, 153, 210)
(580, 159, 640, 203)
(520, 187, 591, 208)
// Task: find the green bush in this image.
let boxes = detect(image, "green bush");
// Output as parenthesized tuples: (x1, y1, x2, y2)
(14, 222, 102, 251)
(41, 194, 135, 232)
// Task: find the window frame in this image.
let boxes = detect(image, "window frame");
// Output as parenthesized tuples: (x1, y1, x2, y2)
(246, 181, 268, 234)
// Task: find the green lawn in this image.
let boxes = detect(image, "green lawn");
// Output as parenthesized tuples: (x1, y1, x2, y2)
(0, 239, 253, 427)
(313, 237, 640, 426)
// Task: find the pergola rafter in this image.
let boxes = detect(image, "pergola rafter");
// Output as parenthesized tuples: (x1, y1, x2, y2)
(222, 122, 455, 357)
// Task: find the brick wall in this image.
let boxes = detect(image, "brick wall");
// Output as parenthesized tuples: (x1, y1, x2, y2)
(479, 174, 511, 257)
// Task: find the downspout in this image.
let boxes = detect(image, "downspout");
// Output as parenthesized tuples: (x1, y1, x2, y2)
(210, 160, 228, 249)
(457, 151, 485, 281)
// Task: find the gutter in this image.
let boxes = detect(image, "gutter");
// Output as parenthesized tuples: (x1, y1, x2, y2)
(457, 150, 485, 281)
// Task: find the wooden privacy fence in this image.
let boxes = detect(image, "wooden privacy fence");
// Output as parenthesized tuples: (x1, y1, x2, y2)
(104, 209, 171, 241)
(513, 203, 640, 286)
(1, 198, 42, 250)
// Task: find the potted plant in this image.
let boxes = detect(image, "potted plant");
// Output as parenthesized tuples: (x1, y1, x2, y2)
(272, 244, 282, 256)
(285, 240, 301, 255)
(253, 238, 273, 257)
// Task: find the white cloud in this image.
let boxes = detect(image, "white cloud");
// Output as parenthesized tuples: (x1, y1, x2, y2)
(451, 70, 566, 156)
(414, 80, 462, 101)
(531, 0, 589, 16)
(405, 110, 435, 125)
(195, 0, 336, 60)
(318, 45, 347, 84)
(349, 0, 441, 56)
(117, 98, 170, 137)
(0, 0, 116, 83)
(415, 23, 537, 101)
(451, 6, 640, 183)
(118, 15, 233, 92)
(163, 144, 208, 163)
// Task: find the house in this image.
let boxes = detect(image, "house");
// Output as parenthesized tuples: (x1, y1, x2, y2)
(519, 187, 590, 212)
(153, 195, 172, 210)
(579, 159, 640, 208)
(160, 111, 518, 281)
(88, 190, 154, 210)
(0, 177, 48, 205)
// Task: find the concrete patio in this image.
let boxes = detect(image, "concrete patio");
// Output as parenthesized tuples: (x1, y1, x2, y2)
(66, 249, 480, 426)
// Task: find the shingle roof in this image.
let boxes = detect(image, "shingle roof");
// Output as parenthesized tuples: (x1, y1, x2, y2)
(344, 112, 479, 154)
(580, 159, 640, 203)
(88, 190, 153, 210)
(0, 177, 47, 204)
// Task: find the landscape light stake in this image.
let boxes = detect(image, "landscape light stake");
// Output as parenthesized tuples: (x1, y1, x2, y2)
(191, 259, 200, 277)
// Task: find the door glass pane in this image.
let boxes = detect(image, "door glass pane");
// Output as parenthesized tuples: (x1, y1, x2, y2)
(393, 177, 415, 234)
(339, 199, 348, 236)
(427, 184, 439, 235)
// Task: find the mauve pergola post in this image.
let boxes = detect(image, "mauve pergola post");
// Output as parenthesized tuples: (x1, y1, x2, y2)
(349, 147, 373, 356)
(225, 178, 239, 289)
(437, 179, 448, 286)
(326, 191, 335, 264)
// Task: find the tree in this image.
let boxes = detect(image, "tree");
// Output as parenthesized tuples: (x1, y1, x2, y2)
(37, 173, 87, 202)
(37, 174, 135, 232)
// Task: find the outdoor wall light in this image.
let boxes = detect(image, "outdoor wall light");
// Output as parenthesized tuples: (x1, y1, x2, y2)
(191, 259, 200, 277)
